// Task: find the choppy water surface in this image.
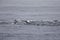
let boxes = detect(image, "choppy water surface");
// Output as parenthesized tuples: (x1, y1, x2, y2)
(0, 6, 60, 40)
(0, 24, 60, 40)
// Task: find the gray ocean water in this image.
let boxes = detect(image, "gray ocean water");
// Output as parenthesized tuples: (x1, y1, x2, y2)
(0, 6, 60, 21)
(0, 0, 60, 40)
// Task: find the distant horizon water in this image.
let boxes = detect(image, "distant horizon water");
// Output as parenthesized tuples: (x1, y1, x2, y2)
(0, 0, 60, 21)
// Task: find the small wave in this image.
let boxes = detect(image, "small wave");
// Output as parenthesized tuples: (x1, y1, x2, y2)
(0, 19, 60, 26)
